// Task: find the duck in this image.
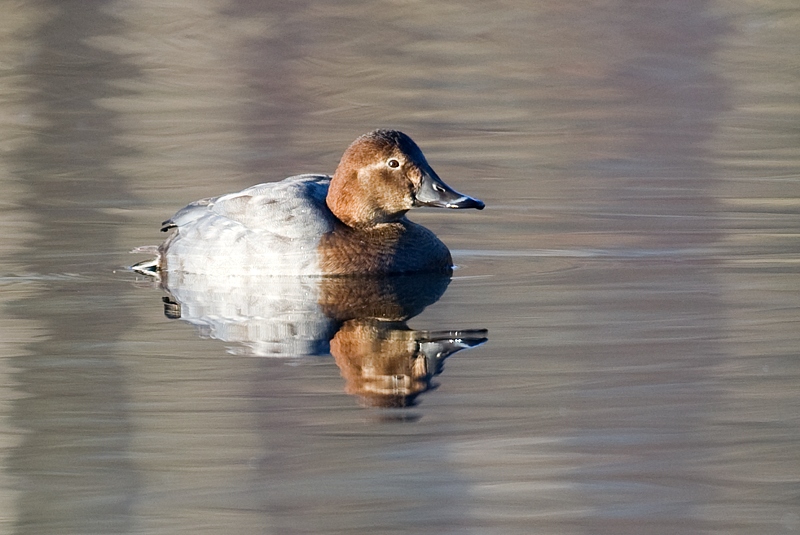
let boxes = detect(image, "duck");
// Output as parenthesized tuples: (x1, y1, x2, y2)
(132, 129, 484, 277)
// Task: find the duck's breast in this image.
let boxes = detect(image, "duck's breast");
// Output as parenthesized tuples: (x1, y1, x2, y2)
(319, 219, 453, 275)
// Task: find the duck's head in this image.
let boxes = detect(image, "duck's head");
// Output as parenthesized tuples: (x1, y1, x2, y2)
(327, 130, 484, 228)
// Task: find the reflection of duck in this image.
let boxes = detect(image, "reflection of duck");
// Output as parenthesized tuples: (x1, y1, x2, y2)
(147, 271, 487, 407)
(133, 130, 483, 277)
(159, 272, 452, 356)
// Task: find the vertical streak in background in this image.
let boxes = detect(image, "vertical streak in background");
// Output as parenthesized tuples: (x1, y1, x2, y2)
(5, 1, 139, 533)
(569, 3, 730, 531)
(0, 2, 46, 528)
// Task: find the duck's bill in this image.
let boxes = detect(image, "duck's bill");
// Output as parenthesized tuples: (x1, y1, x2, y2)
(415, 170, 485, 210)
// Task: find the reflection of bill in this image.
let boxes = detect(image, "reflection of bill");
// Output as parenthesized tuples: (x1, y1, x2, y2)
(143, 271, 487, 407)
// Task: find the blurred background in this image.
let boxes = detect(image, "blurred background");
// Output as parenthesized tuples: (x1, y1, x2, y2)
(0, 0, 798, 533)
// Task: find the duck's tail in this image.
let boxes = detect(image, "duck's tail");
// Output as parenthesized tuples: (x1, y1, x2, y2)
(130, 246, 161, 277)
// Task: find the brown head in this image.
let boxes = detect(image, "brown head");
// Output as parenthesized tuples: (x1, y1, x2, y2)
(326, 130, 484, 228)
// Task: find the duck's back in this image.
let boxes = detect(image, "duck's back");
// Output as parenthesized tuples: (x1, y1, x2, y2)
(160, 174, 336, 276)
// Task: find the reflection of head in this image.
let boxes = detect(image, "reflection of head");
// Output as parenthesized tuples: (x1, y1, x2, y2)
(331, 320, 429, 408)
(330, 319, 488, 409)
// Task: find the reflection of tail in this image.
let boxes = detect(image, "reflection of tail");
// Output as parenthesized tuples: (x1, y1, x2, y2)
(130, 246, 160, 276)
(162, 297, 182, 320)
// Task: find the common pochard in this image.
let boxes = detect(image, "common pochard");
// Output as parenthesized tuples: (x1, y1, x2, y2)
(133, 129, 484, 276)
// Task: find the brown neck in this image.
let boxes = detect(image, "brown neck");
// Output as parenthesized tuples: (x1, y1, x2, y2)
(326, 171, 369, 227)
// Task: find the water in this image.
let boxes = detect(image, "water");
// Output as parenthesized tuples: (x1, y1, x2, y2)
(1, 1, 799, 533)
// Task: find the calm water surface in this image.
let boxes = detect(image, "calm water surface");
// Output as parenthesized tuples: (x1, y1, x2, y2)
(1, 1, 799, 534)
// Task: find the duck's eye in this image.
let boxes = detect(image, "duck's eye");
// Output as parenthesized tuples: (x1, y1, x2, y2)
(387, 158, 400, 169)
